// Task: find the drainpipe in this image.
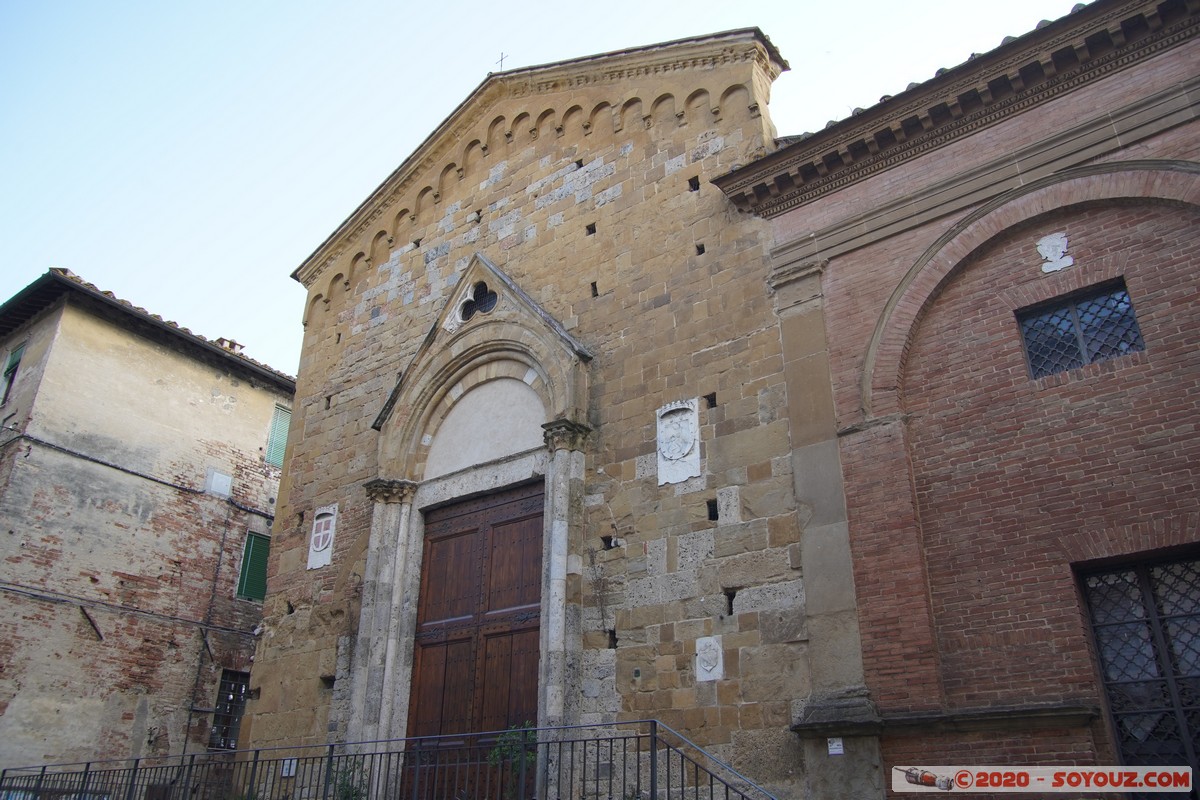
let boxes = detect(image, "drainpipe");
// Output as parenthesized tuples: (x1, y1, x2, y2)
(181, 507, 233, 757)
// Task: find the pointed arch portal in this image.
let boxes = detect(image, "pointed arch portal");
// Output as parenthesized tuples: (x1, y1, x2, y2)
(347, 254, 591, 744)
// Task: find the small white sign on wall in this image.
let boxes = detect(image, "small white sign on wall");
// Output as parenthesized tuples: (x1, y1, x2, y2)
(1037, 232, 1074, 273)
(205, 468, 232, 498)
(307, 504, 338, 570)
(657, 399, 701, 485)
(695, 635, 724, 682)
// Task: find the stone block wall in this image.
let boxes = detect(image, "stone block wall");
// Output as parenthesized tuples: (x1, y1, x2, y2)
(251, 32, 816, 794)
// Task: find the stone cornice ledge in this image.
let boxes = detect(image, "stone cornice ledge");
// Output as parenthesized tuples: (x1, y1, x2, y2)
(716, 0, 1198, 217)
(768, 81, 1200, 270)
(792, 702, 1101, 738)
(768, 257, 827, 292)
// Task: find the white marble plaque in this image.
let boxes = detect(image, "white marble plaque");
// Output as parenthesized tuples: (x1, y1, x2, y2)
(1037, 232, 1074, 273)
(695, 635, 724, 682)
(307, 504, 338, 570)
(657, 399, 700, 485)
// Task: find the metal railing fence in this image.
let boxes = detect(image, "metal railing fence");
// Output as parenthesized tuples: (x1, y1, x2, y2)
(0, 720, 777, 800)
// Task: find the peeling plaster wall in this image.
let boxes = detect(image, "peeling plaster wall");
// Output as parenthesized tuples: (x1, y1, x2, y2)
(0, 302, 292, 768)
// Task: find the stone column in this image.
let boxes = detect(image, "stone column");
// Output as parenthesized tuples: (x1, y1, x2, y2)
(539, 419, 590, 729)
(769, 259, 884, 799)
(346, 478, 416, 744)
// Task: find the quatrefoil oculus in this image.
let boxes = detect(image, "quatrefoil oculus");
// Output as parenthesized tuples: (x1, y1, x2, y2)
(461, 281, 498, 322)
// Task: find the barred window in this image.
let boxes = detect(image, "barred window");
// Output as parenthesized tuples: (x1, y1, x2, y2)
(1081, 557, 1200, 772)
(1017, 281, 1144, 379)
(208, 670, 250, 750)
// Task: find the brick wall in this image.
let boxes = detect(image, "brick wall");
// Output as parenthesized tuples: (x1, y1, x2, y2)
(760, 10, 1200, 793)
(828, 187, 1200, 794)
(902, 202, 1200, 706)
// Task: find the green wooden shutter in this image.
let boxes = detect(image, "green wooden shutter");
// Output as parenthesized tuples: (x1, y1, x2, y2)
(5, 343, 24, 371)
(265, 405, 291, 467)
(2, 343, 24, 405)
(237, 533, 270, 601)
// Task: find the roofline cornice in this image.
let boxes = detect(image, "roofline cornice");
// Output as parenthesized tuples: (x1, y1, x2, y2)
(715, 0, 1199, 217)
(292, 28, 787, 288)
(0, 270, 296, 392)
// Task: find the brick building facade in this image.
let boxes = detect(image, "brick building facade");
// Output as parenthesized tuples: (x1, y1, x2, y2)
(719, 0, 1200, 795)
(0, 269, 294, 768)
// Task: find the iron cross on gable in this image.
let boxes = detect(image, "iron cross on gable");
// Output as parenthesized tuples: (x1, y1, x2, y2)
(496, 52, 508, 70)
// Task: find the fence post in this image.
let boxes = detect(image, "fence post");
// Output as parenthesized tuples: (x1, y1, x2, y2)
(247, 749, 260, 800)
(322, 744, 335, 800)
(180, 754, 196, 800)
(124, 758, 140, 800)
(80, 761, 93, 800)
(648, 720, 658, 800)
(518, 731, 529, 800)
(34, 765, 48, 800)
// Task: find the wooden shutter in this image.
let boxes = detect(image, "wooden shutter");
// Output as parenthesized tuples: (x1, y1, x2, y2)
(265, 405, 291, 467)
(2, 343, 24, 404)
(237, 533, 270, 600)
(4, 343, 24, 371)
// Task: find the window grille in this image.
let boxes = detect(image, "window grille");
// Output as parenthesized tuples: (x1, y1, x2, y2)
(1081, 558, 1200, 786)
(461, 281, 497, 322)
(1018, 281, 1144, 379)
(208, 670, 250, 750)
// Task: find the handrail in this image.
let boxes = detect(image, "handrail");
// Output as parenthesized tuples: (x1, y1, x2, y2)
(0, 720, 779, 800)
(653, 720, 779, 798)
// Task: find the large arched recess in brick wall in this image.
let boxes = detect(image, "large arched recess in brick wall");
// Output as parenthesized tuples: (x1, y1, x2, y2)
(861, 160, 1200, 421)
(845, 160, 1200, 766)
(346, 253, 592, 744)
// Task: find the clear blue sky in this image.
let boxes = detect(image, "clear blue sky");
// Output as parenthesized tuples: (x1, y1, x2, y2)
(0, 0, 1084, 374)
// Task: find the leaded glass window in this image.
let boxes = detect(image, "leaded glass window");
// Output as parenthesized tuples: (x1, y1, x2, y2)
(1082, 558, 1199, 794)
(1018, 281, 1144, 379)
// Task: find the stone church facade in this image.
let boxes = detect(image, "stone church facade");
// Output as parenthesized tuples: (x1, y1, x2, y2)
(245, 29, 871, 797)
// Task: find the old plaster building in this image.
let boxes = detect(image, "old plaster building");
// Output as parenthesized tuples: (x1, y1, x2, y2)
(718, 0, 1200, 794)
(0, 269, 295, 769)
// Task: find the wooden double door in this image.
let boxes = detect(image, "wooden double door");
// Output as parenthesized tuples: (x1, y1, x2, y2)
(408, 482, 544, 739)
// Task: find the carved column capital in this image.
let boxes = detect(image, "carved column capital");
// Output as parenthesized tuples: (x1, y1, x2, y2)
(363, 478, 417, 504)
(542, 419, 592, 453)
